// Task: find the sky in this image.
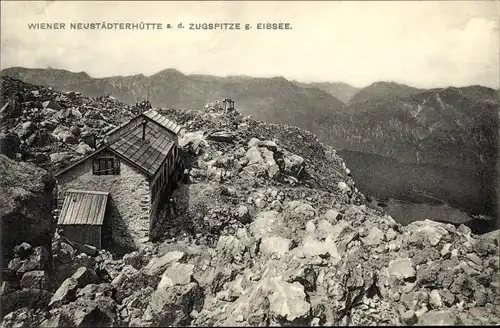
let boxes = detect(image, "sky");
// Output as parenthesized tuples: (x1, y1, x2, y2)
(1, 1, 499, 88)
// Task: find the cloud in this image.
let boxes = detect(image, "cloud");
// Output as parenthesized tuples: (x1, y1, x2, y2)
(1, 1, 498, 88)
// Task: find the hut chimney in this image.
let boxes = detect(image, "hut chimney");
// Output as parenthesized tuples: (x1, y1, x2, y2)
(141, 119, 148, 140)
(82, 133, 97, 149)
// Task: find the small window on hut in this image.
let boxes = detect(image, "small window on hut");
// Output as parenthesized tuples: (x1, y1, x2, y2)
(93, 157, 120, 175)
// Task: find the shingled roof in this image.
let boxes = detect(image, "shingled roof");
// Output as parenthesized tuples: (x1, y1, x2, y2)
(108, 118, 175, 176)
(143, 109, 184, 135)
(55, 110, 181, 179)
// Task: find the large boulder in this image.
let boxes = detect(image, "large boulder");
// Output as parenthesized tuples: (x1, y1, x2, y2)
(405, 220, 450, 247)
(112, 265, 158, 303)
(207, 131, 236, 143)
(20, 270, 50, 290)
(53, 296, 118, 327)
(52, 129, 78, 144)
(417, 309, 460, 325)
(42, 100, 62, 111)
(14, 122, 34, 140)
(386, 258, 415, 280)
(149, 282, 204, 326)
(0, 155, 55, 262)
(260, 236, 292, 258)
(71, 267, 99, 288)
(361, 226, 384, 246)
(292, 235, 341, 264)
(75, 142, 93, 155)
(283, 153, 305, 176)
(1, 307, 47, 328)
(1, 289, 52, 318)
(8, 245, 50, 274)
(260, 140, 278, 152)
(245, 147, 263, 165)
(76, 283, 115, 299)
(49, 277, 78, 308)
(49, 151, 73, 164)
(260, 148, 279, 179)
(268, 277, 311, 324)
(157, 262, 195, 288)
(0, 132, 22, 159)
(56, 107, 82, 120)
(142, 251, 186, 276)
(287, 201, 316, 218)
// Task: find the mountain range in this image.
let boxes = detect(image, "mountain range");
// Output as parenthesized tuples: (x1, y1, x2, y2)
(1, 66, 498, 218)
(332, 83, 499, 217)
(1, 67, 348, 138)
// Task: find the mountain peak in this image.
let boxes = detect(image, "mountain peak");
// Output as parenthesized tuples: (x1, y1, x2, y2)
(45, 67, 90, 78)
(271, 76, 288, 82)
(349, 81, 424, 104)
(150, 68, 185, 79)
(367, 81, 414, 88)
(437, 86, 464, 98)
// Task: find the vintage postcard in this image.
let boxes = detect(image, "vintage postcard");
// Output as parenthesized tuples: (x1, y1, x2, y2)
(0, 1, 499, 326)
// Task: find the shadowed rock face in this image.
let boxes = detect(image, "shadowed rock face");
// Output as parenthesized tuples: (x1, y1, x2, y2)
(331, 84, 499, 221)
(338, 149, 498, 230)
(0, 154, 56, 264)
(331, 86, 499, 174)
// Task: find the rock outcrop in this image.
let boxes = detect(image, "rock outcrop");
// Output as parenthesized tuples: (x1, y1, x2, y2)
(0, 154, 55, 263)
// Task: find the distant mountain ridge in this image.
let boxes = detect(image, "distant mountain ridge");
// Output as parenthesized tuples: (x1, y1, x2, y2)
(331, 84, 499, 167)
(0, 66, 346, 140)
(292, 81, 360, 104)
(348, 81, 425, 105)
(329, 83, 499, 217)
(3, 67, 497, 155)
(349, 81, 499, 106)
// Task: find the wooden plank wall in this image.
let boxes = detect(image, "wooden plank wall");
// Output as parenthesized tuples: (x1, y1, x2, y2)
(62, 225, 102, 249)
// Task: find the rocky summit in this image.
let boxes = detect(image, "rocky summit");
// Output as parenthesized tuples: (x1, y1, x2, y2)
(0, 76, 499, 327)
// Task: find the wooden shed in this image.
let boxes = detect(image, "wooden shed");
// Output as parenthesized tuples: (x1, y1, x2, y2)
(58, 190, 109, 249)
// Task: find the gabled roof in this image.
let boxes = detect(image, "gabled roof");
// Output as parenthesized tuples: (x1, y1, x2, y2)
(143, 110, 184, 135)
(108, 121, 175, 176)
(58, 190, 109, 225)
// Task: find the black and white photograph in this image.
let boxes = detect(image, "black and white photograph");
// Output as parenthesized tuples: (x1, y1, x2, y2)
(0, 0, 499, 326)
